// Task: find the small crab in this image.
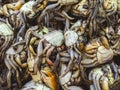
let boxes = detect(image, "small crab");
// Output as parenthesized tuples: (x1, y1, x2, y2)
(43, 0, 79, 10)
(19, 0, 38, 19)
(27, 54, 58, 90)
(81, 36, 114, 67)
(62, 19, 87, 76)
(0, 0, 25, 16)
(5, 41, 27, 88)
(25, 26, 64, 74)
(58, 62, 81, 90)
(37, 0, 79, 22)
(89, 62, 119, 90)
(71, 0, 89, 17)
(102, 0, 117, 16)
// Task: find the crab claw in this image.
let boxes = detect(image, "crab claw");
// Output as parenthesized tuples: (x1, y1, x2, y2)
(41, 69, 58, 90)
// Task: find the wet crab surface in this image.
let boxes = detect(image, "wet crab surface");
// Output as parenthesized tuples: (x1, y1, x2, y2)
(0, 0, 120, 90)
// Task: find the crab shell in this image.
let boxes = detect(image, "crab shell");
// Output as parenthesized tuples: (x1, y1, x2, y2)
(64, 30, 78, 47)
(0, 23, 13, 36)
(20, 1, 36, 19)
(22, 80, 51, 90)
(68, 86, 83, 90)
(97, 46, 114, 64)
(44, 30, 64, 47)
(59, 0, 79, 5)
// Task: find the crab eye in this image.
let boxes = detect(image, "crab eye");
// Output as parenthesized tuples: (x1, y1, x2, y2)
(83, 4, 88, 9)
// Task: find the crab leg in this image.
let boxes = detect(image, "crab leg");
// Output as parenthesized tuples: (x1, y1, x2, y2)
(96, 73, 102, 90)
(54, 53, 60, 72)
(4, 57, 12, 88)
(56, 10, 74, 20)
(74, 44, 81, 55)
(29, 45, 36, 55)
(12, 40, 25, 47)
(92, 72, 99, 90)
(89, 71, 95, 90)
(59, 52, 70, 57)
(111, 38, 120, 49)
(46, 46, 55, 66)
(3, 36, 12, 52)
(60, 57, 70, 62)
(6, 55, 21, 87)
(0, 36, 8, 51)
(85, 53, 96, 58)
(27, 50, 34, 72)
(45, 12, 50, 27)
(10, 55, 22, 72)
(91, 0, 99, 20)
(81, 58, 98, 67)
(38, 3, 59, 22)
(62, 48, 74, 76)
(110, 61, 118, 80)
(43, 43, 51, 54)
(33, 39, 43, 74)
(15, 54, 27, 68)
(16, 25, 26, 41)
(80, 64, 92, 84)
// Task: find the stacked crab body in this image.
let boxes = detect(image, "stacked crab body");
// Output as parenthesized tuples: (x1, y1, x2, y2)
(71, 0, 89, 17)
(58, 50, 81, 89)
(81, 36, 114, 68)
(4, 41, 28, 88)
(25, 26, 64, 90)
(88, 62, 120, 90)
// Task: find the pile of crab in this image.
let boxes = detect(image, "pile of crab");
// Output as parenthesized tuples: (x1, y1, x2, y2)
(0, 0, 120, 90)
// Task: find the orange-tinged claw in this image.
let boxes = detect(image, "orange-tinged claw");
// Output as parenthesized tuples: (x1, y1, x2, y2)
(41, 69, 58, 90)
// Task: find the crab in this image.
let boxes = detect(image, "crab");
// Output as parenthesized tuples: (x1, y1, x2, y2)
(4, 41, 27, 88)
(25, 26, 64, 74)
(42, 0, 79, 11)
(81, 36, 114, 67)
(0, 0, 25, 16)
(89, 62, 119, 90)
(71, 0, 89, 17)
(58, 61, 81, 90)
(61, 19, 88, 76)
(37, 0, 79, 22)
(19, 0, 39, 19)
(27, 53, 58, 90)
(102, 0, 117, 16)
(0, 22, 14, 61)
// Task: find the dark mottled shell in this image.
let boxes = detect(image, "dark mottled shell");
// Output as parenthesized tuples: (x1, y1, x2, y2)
(64, 31, 78, 47)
